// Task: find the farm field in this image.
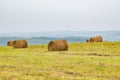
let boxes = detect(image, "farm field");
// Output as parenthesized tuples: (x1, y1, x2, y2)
(0, 42, 120, 80)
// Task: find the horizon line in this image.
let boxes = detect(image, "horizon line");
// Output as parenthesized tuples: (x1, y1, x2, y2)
(0, 30, 120, 33)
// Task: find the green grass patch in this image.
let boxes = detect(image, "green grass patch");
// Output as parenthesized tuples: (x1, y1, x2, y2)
(0, 42, 120, 80)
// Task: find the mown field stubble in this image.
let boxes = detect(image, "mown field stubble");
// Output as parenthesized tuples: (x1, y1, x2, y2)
(0, 42, 120, 80)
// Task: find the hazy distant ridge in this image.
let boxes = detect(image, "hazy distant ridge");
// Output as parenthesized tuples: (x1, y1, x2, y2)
(0, 31, 120, 46)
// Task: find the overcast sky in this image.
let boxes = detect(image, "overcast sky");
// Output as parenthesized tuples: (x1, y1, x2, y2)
(0, 0, 120, 32)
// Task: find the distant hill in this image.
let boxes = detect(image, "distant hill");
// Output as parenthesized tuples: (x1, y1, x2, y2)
(0, 31, 120, 46)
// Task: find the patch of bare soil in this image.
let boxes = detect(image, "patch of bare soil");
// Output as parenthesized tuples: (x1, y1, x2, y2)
(59, 52, 120, 57)
(87, 53, 120, 57)
(64, 71, 120, 80)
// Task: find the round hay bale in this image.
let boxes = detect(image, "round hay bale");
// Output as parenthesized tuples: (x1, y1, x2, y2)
(86, 39, 91, 42)
(90, 36, 103, 42)
(86, 36, 103, 42)
(13, 40, 28, 48)
(48, 40, 68, 51)
(7, 41, 14, 46)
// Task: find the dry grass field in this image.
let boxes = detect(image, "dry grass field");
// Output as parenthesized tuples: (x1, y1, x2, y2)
(0, 42, 120, 80)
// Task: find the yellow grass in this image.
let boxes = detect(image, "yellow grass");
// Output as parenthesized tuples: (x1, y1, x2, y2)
(0, 42, 120, 80)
